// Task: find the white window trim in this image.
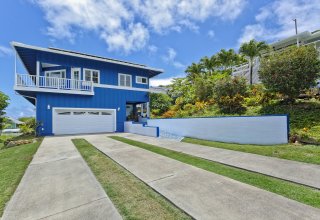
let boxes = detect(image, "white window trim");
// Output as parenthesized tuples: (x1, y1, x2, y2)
(83, 68, 100, 84)
(118, 73, 132, 87)
(136, 76, 148, 85)
(44, 69, 66, 78)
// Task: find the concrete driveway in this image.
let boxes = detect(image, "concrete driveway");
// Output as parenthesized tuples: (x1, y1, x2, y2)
(118, 133, 320, 189)
(84, 134, 320, 220)
(2, 136, 121, 220)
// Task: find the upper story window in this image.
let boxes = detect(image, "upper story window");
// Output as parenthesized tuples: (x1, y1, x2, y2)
(136, 76, 148, 84)
(118, 73, 132, 87)
(83, 68, 100, 84)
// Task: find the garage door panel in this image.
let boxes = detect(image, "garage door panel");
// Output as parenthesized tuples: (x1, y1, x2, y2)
(53, 108, 115, 135)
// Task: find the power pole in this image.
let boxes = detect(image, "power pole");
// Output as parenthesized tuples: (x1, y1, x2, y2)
(293, 18, 299, 47)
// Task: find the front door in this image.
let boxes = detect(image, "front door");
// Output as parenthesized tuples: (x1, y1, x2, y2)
(71, 68, 81, 89)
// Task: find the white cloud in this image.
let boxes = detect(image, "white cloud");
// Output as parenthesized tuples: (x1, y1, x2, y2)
(150, 77, 174, 86)
(208, 30, 215, 38)
(0, 45, 13, 57)
(148, 45, 158, 54)
(32, 0, 247, 53)
(162, 48, 185, 69)
(238, 0, 320, 45)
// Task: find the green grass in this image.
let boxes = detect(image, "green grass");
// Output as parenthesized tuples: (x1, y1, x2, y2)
(110, 136, 320, 209)
(0, 140, 42, 216)
(72, 139, 191, 220)
(183, 137, 320, 165)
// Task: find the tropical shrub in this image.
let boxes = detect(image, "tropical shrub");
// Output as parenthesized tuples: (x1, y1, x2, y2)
(162, 110, 176, 118)
(0, 91, 10, 130)
(259, 46, 320, 102)
(245, 84, 276, 106)
(150, 93, 172, 116)
(213, 76, 248, 113)
(20, 117, 36, 135)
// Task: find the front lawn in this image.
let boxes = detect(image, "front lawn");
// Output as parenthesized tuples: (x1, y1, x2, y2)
(183, 137, 320, 165)
(0, 139, 41, 216)
(110, 136, 320, 209)
(72, 139, 191, 220)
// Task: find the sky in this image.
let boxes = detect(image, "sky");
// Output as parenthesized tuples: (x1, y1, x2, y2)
(1, 0, 320, 118)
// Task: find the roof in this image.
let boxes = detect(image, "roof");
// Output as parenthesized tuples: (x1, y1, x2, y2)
(6, 117, 24, 125)
(11, 42, 163, 76)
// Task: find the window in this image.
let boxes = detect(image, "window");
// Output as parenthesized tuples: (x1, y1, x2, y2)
(83, 69, 100, 83)
(88, 112, 99, 115)
(58, 111, 71, 115)
(45, 69, 66, 78)
(118, 73, 132, 87)
(73, 112, 86, 115)
(136, 76, 148, 84)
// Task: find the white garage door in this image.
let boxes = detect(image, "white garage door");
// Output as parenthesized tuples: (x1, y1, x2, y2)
(53, 108, 116, 135)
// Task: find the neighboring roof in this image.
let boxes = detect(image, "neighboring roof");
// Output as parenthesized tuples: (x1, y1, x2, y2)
(270, 30, 320, 49)
(11, 42, 163, 75)
(6, 117, 24, 125)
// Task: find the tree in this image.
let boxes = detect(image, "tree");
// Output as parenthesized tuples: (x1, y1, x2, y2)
(0, 91, 10, 130)
(149, 93, 172, 116)
(259, 46, 320, 102)
(239, 40, 269, 85)
(185, 63, 203, 81)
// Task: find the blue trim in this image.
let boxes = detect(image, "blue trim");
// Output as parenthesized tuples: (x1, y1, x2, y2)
(148, 114, 288, 120)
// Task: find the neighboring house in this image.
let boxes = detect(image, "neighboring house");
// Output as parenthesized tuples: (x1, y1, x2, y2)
(12, 42, 163, 136)
(232, 30, 320, 84)
(1, 117, 24, 133)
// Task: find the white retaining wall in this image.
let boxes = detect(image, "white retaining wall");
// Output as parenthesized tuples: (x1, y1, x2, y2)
(147, 115, 289, 145)
(124, 121, 159, 137)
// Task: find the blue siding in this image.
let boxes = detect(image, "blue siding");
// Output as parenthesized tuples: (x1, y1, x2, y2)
(37, 51, 150, 89)
(36, 87, 149, 135)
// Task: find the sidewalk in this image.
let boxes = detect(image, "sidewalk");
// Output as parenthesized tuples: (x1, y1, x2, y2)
(2, 136, 122, 220)
(85, 134, 320, 220)
(119, 133, 320, 189)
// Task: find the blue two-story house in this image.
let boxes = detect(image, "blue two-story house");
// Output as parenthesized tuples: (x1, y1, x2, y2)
(12, 42, 163, 136)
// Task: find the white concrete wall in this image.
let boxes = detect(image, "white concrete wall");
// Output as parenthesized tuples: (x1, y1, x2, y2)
(147, 115, 288, 145)
(124, 121, 159, 137)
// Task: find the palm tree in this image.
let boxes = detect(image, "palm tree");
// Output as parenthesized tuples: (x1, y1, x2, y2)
(239, 40, 269, 85)
(185, 63, 203, 81)
(217, 49, 238, 70)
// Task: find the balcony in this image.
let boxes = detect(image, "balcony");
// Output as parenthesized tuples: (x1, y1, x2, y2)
(14, 74, 94, 95)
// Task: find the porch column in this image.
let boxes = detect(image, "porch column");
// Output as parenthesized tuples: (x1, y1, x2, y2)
(141, 104, 144, 117)
(147, 102, 150, 118)
(36, 60, 40, 86)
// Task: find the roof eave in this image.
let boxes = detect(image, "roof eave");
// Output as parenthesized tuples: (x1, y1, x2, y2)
(11, 41, 164, 74)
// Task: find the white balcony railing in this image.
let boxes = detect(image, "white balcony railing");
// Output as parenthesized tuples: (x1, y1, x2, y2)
(15, 74, 93, 93)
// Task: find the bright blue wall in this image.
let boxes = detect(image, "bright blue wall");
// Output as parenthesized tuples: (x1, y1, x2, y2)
(36, 87, 149, 135)
(37, 51, 150, 89)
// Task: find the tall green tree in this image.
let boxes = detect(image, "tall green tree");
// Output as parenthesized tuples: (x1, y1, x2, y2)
(239, 40, 269, 85)
(0, 91, 10, 130)
(149, 93, 172, 116)
(185, 63, 203, 81)
(259, 46, 320, 102)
